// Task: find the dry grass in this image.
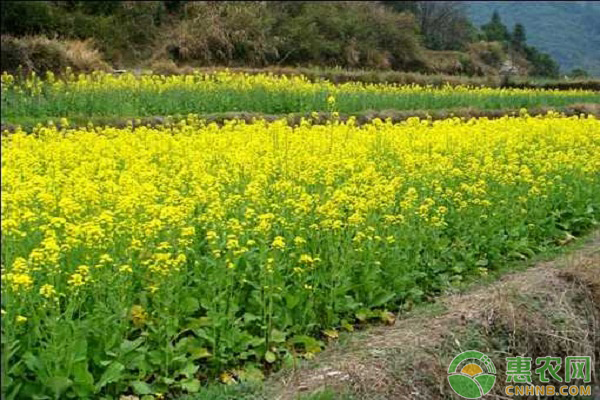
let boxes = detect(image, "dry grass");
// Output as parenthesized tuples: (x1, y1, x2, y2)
(267, 232, 600, 400)
(0, 35, 109, 75)
(422, 50, 465, 75)
(63, 39, 110, 72)
(148, 59, 181, 76)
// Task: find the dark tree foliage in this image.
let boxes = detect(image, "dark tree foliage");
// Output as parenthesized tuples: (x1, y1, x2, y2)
(383, 1, 475, 51)
(0, 0, 563, 77)
(570, 68, 589, 78)
(477, 10, 559, 77)
(524, 45, 560, 78)
(481, 11, 510, 42)
(164, 0, 187, 14)
(268, 2, 423, 70)
(1, 1, 57, 35)
(510, 23, 526, 50)
(382, 1, 419, 14)
(52, 1, 123, 16)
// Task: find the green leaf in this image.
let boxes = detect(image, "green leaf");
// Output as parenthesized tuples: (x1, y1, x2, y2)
(179, 362, 199, 378)
(408, 288, 424, 300)
(180, 378, 200, 393)
(322, 329, 339, 339)
(284, 293, 300, 309)
(161, 377, 175, 385)
(175, 336, 191, 351)
(270, 329, 286, 343)
(371, 292, 395, 307)
(44, 376, 72, 397)
(282, 352, 296, 369)
(73, 362, 94, 396)
(265, 350, 277, 363)
(189, 346, 212, 360)
(131, 381, 153, 395)
(341, 320, 354, 332)
(23, 352, 42, 372)
(148, 350, 164, 366)
(243, 312, 261, 323)
(290, 335, 323, 353)
(181, 297, 200, 314)
(72, 339, 88, 362)
(95, 361, 124, 391)
(119, 337, 144, 355)
(355, 309, 369, 322)
(237, 366, 265, 383)
(5, 381, 23, 400)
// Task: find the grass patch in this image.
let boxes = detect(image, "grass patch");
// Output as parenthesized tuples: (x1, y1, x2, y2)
(267, 232, 599, 399)
(2, 71, 599, 127)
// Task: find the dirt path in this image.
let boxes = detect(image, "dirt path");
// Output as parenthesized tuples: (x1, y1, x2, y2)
(266, 231, 600, 400)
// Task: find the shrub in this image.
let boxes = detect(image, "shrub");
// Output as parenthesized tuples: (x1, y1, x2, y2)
(524, 46, 560, 78)
(0, 36, 33, 74)
(154, 1, 426, 71)
(271, 2, 425, 70)
(569, 68, 589, 79)
(423, 50, 464, 75)
(0, 1, 58, 36)
(157, 2, 277, 66)
(0, 35, 109, 75)
(25, 36, 71, 73)
(466, 41, 506, 76)
(149, 59, 181, 75)
(63, 39, 110, 72)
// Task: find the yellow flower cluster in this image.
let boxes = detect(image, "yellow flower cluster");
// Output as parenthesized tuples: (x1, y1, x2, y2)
(1, 112, 598, 348)
(2, 69, 597, 98)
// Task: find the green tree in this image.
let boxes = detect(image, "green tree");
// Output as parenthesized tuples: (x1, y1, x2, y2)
(271, 2, 423, 70)
(382, 1, 419, 14)
(481, 11, 509, 42)
(382, 1, 475, 51)
(1, 1, 58, 35)
(524, 45, 560, 78)
(510, 23, 526, 50)
(569, 68, 589, 78)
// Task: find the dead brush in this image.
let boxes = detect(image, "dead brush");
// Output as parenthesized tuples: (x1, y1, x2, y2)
(63, 39, 110, 73)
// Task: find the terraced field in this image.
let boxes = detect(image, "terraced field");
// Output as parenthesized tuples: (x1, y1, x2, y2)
(1, 71, 599, 399)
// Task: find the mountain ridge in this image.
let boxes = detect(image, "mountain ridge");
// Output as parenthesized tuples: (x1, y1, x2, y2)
(466, 1, 600, 76)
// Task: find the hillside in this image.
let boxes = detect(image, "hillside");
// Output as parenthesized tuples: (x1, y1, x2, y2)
(466, 1, 600, 76)
(1, 1, 571, 79)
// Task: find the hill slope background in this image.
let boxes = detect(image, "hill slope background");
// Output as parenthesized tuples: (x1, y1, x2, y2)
(466, 1, 600, 76)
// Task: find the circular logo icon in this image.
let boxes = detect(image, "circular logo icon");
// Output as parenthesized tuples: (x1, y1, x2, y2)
(448, 350, 496, 399)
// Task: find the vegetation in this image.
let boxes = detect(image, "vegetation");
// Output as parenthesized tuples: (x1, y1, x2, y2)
(264, 239, 600, 400)
(569, 68, 589, 79)
(0, 1, 573, 78)
(478, 11, 560, 78)
(0, 1, 425, 71)
(0, 36, 109, 75)
(3, 112, 599, 399)
(382, 1, 477, 51)
(2, 71, 598, 127)
(1, 3, 598, 400)
(467, 1, 600, 76)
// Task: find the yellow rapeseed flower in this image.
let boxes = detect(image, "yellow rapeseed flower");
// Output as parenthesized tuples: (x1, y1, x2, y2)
(272, 236, 286, 250)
